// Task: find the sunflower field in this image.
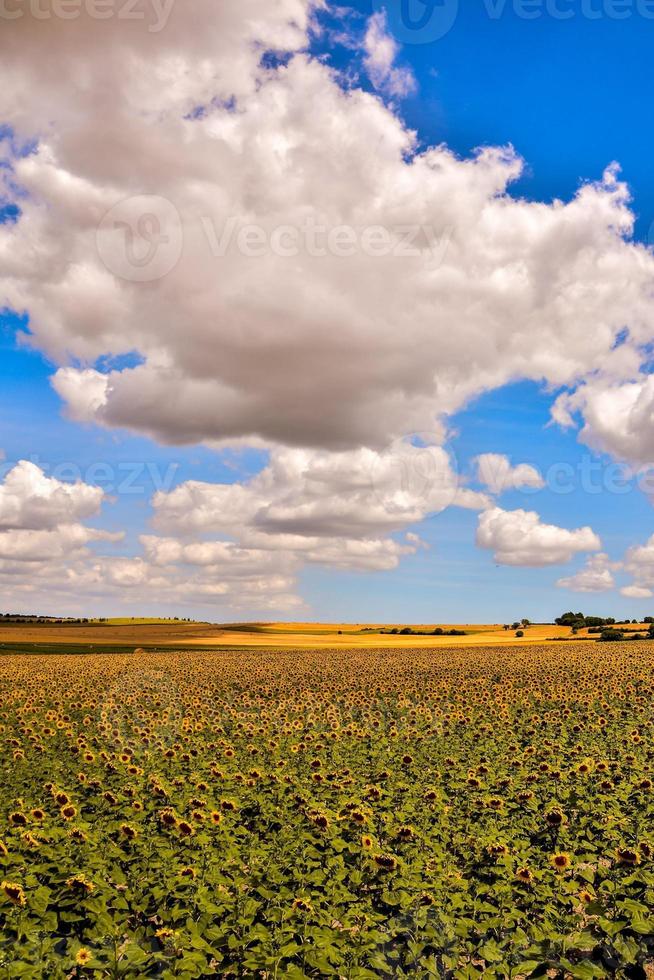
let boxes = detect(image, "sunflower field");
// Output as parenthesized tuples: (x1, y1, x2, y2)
(2, 643, 654, 978)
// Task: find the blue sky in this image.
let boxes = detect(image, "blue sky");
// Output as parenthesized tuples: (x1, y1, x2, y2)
(2, 1, 654, 621)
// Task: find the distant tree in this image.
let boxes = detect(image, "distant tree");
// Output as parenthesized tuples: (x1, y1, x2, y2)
(599, 629, 624, 642)
(556, 611, 585, 626)
(515, 630, 524, 638)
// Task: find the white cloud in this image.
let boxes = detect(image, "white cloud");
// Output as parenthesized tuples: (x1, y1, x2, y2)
(0, 524, 121, 563)
(0, 460, 121, 565)
(476, 506, 601, 566)
(86, 441, 485, 610)
(620, 585, 653, 599)
(0, 461, 303, 611)
(0, 552, 304, 613)
(1, 5, 653, 457)
(552, 377, 654, 466)
(363, 12, 416, 98)
(474, 453, 544, 495)
(151, 443, 487, 570)
(0, 460, 104, 530)
(619, 534, 654, 601)
(556, 553, 616, 593)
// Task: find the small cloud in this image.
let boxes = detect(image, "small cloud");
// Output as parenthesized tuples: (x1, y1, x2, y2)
(363, 12, 416, 99)
(620, 585, 653, 599)
(476, 506, 600, 567)
(475, 453, 544, 496)
(556, 553, 616, 593)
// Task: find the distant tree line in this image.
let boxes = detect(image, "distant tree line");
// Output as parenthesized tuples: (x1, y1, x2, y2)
(555, 610, 654, 643)
(376, 626, 467, 636)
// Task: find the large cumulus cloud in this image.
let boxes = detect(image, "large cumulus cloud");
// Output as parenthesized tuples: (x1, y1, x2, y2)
(2, 3, 654, 454)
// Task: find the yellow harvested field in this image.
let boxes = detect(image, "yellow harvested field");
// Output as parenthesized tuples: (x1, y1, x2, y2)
(0, 618, 643, 649)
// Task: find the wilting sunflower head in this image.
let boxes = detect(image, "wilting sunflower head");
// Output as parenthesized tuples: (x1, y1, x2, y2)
(544, 807, 565, 828)
(616, 847, 640, 866)
(1, 880, 26, 906)
(373, 853, 398, 872)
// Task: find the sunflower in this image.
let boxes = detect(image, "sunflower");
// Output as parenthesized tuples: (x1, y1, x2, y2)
(544, 807, 565, 828)
(550, 852, 571, 871)
(616, 847, 640, 866)
(66, 874, 95, 894)
(373, 853, 398, 872)
(515, 867, 533, 884)
(60, 805, 77, 820)
(1, 881, 26, 906)
(155, 927, 177, 951)
(68, 828, 88, 844)
(75, 948, 92, 967)
(361, 834, 374, 850)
